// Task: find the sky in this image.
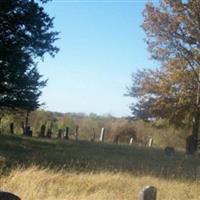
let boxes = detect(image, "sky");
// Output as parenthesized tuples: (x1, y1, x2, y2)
(38, 0, 158, 117)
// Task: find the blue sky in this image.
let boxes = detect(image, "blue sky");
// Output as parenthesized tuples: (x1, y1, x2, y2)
(38, 0, 158, 117)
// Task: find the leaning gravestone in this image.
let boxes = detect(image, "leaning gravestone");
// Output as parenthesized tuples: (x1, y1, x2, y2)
(148, 138, 153, 147)
(129, 137, 133, 144)
(99, 127, 105, 143)
(0, 191, 21, 200)
(139, 186, 157, 200)
(164, 146, 175, 157)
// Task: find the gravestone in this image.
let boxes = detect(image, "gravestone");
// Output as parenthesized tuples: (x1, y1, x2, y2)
(39, 124, 46, 138)
(10, 123, 14, 134)
(113, 135, 119, 144)
(91, 128, 96, 142)
(21, 122, 25, 135)
(25, 126, 32, 137)
(148, 138, 153, 147)
(129, 137, 133, 144)
(27, 126, 32, 137)
(139, 186, 157, 200)
(99, 127, 105, 142)
(75, 125, 79, 140)
(186, 135, 196, 154)
(64, 127, 69, 140)
(164, 146, 175, 157)
(46, 128, 52, 138)
(57, 129, 62, 139)
(0, 191, 21, 200)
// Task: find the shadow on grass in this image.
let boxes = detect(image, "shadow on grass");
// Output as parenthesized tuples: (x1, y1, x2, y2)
(0, 134, 199, 181)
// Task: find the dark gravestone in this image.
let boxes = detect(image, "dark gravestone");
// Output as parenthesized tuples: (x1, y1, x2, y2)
(139, 186, 157, 200)
(10, 123, 14, 134)
(46, 128, 52, 138)
(64, 127, 69, 140)
(91, 128, 96, 142)
(113, 135, 119, 144)
(164, 146, 175, 157)
(39, 124, 46, 138)
(26, 126, 32, 137)
(186, 135, 196, 154)
(57, 129, 62, 139)
(75, 125, 79, 140)
(0, 191, 21, 200)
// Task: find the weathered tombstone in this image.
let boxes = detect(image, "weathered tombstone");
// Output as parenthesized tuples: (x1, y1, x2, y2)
(113, 135, 119, 144)
(10, 123, 14, 134)
(27, 126, 32, 137)
(129, 137, 133, 144)
(148, 138, 153, 147)
(91, 128, 96, 142)
(24, 125, 31, 136)
(64, 127, 69, 140)
(46, 128, 52, 138)
(39, 124, 46, 138)
(164, 146, 175, 157)
(186, 135, 196, 154)
(57, 129, 62, 139)
(139, 186, 157, 200)
(21, 122, 25, 135)
(75, 125, 79, 140)
(99, 127, 105, 143)
(0, 191, 21, 200)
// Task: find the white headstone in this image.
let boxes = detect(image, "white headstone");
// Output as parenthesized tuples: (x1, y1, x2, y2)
(129, 137, 133, 144)
(148, 138, 153, 147)
(99, 127, 105, 142)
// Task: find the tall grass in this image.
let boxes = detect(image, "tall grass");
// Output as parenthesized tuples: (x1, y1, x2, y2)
(0, 135, 199, 200)
(0, 166, 200, 200)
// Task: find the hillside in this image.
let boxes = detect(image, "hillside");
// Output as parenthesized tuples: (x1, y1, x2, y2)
(0, 135, 199, 200)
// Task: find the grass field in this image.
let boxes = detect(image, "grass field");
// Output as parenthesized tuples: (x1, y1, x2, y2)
(0, 135, 200, 200)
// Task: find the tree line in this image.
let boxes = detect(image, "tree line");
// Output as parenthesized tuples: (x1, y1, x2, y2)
(0, 110, 187, 148)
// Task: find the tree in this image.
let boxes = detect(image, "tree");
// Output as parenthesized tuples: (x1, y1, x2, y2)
(127, 0, 200, 153)
(0, 0, 59, 112)
(0, 0, 59, 133)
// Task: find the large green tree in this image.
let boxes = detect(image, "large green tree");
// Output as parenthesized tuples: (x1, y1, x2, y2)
(0, 0, 59, 113)
(127, 0, 200, 153)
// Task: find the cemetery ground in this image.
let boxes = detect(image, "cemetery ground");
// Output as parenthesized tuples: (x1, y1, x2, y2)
(0, 135, 200, 200)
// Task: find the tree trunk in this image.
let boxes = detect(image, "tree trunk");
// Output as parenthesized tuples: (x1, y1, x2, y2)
(25, 110, 29, 136)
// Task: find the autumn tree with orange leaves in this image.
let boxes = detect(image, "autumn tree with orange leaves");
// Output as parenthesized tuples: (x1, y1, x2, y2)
(127, 0, 200, 154)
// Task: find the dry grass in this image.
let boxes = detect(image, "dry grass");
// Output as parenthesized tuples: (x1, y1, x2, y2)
(0, 135, 200, 200)
(0, 166, 200, 200)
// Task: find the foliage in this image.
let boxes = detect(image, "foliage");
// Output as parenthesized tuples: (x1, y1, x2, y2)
(127, 0, 200, 149)
(0, 0, 59, 112)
